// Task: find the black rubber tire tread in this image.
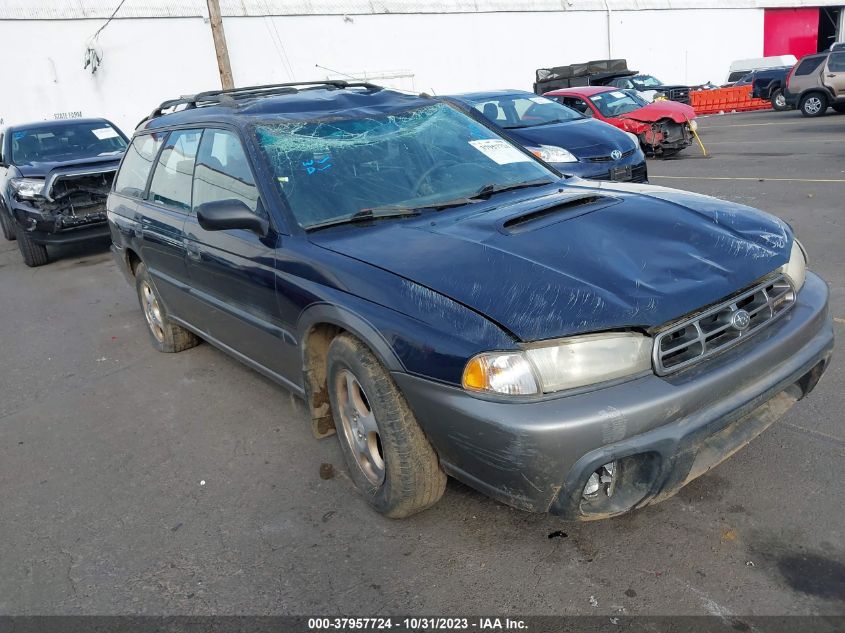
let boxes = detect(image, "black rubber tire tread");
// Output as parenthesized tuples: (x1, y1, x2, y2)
(134, 262, 200, 353)
(799, 92, 828, 117)
(16, 229, 48, 267)
(327, 332, 446, 518)
(770, 89, 789, 112)
(0, 211, 16, 241)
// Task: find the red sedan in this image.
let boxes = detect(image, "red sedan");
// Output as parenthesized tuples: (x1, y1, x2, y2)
(544, 86, 698, 156)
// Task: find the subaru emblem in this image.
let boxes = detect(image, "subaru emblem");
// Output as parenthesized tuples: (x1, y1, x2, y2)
(730, 309, 751, 331)
(611, 149, 623, 160)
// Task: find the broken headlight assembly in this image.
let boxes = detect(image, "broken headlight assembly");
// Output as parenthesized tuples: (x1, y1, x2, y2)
(527, 145, 578, 164)
(462, 332, 653, 396)
(780, 239, 806, 291)
(10, 178, 45, 201)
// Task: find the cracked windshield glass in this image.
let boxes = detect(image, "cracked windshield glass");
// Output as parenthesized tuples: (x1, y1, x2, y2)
(254, 103, 556, 228)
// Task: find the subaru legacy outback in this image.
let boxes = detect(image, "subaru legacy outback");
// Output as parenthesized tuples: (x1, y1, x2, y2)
(108, 82, 833, 520)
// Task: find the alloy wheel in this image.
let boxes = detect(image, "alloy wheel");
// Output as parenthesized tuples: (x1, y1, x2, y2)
(140, 281, 166, 343)
(804, 97, 822, 115)
(334, 369, 385, 486)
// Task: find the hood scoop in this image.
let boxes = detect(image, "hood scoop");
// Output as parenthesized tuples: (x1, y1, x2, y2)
(501, 194, 617, 234)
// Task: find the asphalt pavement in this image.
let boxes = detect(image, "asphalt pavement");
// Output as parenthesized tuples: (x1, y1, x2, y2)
(0, 109, 843, 618)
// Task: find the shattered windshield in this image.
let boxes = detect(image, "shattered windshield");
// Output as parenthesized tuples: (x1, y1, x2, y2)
(253, 103, 556, 229)
(589, 91, 644, 117)
(10, 122, 127, 165)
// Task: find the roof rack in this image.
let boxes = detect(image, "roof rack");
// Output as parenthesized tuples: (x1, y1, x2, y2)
(137, 80, 384, 128)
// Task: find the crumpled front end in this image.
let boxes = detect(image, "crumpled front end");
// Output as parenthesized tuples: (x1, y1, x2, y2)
(635, 118, 694, 155)
(11, 169, 116, 244)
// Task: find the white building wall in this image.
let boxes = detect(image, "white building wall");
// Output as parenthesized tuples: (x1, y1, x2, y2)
(0, 8, 763, 134)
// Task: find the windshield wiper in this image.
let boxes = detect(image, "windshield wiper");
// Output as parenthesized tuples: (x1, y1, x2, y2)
(472, 178, 555, 199)
(306, 206, 420, 232)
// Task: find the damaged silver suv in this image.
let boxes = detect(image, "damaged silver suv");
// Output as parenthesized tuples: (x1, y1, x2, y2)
(0, 118, 128, 266)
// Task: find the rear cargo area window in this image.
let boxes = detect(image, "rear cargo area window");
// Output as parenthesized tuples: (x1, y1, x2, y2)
(114, 133, 166, 198)
(795, 56, 825, 75)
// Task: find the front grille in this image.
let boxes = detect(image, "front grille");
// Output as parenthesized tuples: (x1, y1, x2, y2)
(653, 274, 795, 375)
(668, 88, 690, 104)
(630, 164, 648, 183)
(588, 148, 637, 163)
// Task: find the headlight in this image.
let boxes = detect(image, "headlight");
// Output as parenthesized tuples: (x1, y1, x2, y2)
(462, 332, 653, 396)
(688, 119, 698, 132)
(624, 131, 641, 147)
(10, 178, 45, 200)
(780, 239, 807, 291)
(528, 145, 578, 164)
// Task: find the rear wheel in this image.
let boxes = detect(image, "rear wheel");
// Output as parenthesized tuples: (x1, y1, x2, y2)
(799, 93, 828, 117)
(770, 89, 789, 112)
(16, 230, 48, 267)
(134, 262, 200, 353)
(327, 333, 446, 518)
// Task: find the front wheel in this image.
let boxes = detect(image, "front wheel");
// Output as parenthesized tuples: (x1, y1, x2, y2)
(770, 89, 789, 112)
(134, 262, 200, 353)
(327, 333, 446, 518)
(0, 211, 16, 241)
(800, 93, 828, 117)
(16, 230, 48, 267)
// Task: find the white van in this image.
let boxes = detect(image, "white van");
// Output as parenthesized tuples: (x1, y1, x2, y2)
(725, 55, 798, 84)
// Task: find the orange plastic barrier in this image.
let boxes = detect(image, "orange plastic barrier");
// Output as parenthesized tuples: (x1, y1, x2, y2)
(689, 86, 771, 115)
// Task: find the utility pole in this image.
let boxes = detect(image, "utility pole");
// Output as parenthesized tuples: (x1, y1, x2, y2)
(206, 0, 234, 90)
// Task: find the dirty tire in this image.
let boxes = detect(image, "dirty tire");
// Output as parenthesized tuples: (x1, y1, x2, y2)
(134, 262, 200, 353)
(770, 89, 789, 112)
(16, 230, 48, 267)
(327, 333, 446, 518)
(0, 211, 16, 241)
(799, 92, 827, 117)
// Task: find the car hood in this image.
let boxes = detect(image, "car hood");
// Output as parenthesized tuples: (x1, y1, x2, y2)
(310, 181, 792, 342)
(15, 153, 124, 178)
(506, 118, 637, 157)
(619, 101, 696, 124)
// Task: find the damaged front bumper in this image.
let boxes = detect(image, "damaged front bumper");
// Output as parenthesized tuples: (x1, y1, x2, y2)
(393, 272, 833, 520)
(10, 169, 115, 245)
(639, 119, 694, 154)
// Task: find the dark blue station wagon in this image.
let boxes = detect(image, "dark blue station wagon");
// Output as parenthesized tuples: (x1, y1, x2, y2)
(108, 81, 833, 520)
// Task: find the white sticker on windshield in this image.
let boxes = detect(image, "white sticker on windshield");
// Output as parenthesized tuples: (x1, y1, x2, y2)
(91, 127, 119, 140)
(609, 91, 628, 98)
(529, 96, 553, 104)
(469, 139, 531, 165)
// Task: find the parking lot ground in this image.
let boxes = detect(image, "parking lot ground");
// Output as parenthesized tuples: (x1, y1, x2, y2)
(0, 109, 843, 618)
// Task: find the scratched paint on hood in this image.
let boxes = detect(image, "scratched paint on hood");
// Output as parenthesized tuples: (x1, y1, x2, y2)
(310, 182, 791, 342)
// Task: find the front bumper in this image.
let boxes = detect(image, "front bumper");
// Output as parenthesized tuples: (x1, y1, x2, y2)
(12, 201, 109, 245)
(554, 153, 648, 183)
(393, 272, 833, 519)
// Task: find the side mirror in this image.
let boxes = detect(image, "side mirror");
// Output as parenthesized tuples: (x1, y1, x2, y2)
(196, 199, 269, 236)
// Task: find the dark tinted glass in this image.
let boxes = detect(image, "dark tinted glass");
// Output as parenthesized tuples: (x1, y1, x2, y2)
(149, 129, 201, 211)
(795, 56, 825, 75)
(193, 129, 259, 215)
(114, 133, 166, 199)
(10, 121, 126, 164)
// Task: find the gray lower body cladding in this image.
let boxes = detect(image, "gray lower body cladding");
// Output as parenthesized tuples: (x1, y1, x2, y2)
(393, 272, 833, 519)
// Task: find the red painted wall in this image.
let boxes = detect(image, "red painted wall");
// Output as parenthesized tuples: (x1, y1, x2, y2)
(764, 7, 820, 58)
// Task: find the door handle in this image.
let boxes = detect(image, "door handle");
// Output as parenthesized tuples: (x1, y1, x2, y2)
(185, 241, 201, 261)
(827, 74, 836, 78)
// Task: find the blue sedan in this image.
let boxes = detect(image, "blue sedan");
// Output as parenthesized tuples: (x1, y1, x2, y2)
(447, 90, 647, 183)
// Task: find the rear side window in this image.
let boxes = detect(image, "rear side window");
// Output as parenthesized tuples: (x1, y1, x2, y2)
(828, 52, 845, 72)
(114, 133, 165, 198)
(148, 129, 201, 211)
(192, 129, 260, 215)
(795, 56, 825, 76)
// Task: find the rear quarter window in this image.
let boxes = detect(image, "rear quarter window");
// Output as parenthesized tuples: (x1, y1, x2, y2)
(114, 133, 166, 198)
(795, 56, 825, 76)
(828, 52, 845, 72)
